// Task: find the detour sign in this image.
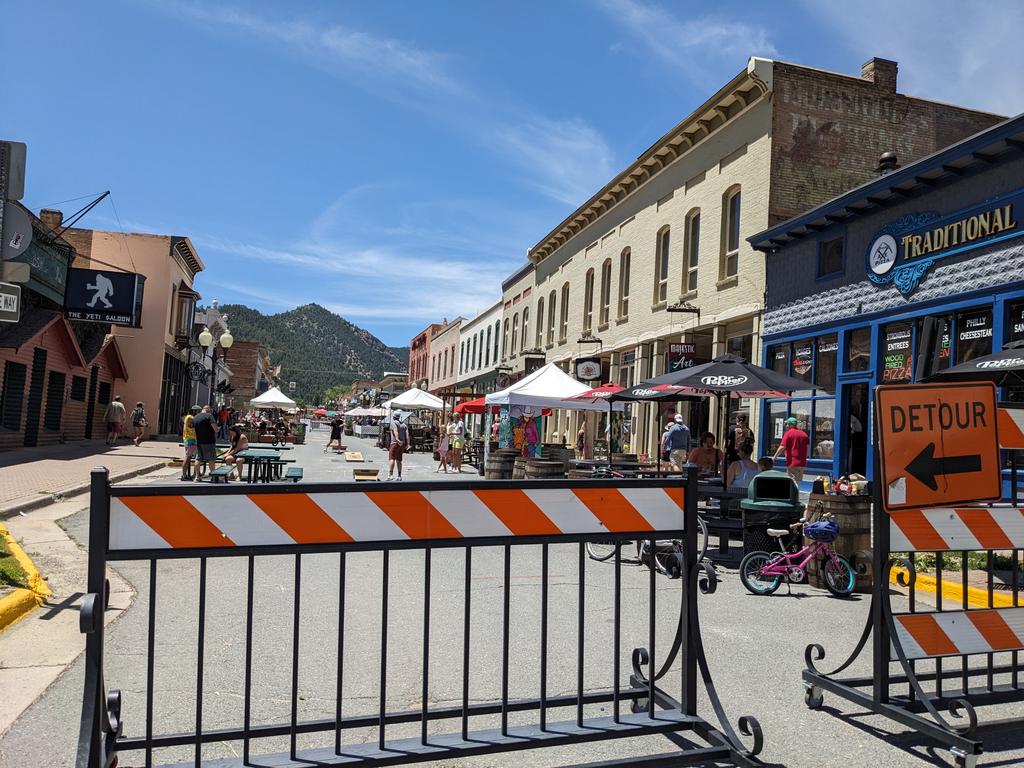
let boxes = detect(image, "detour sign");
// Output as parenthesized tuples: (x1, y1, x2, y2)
(875, 382, 1001, 512)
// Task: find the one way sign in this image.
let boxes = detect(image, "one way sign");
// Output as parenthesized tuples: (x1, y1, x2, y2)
(875, 382, 1001, 512)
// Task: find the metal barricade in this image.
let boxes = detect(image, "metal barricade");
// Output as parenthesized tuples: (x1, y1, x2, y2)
(77, 467, 765, 767)
(802, 401, 1024, 768)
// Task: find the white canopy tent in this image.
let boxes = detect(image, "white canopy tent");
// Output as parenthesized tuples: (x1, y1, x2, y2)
(346, 407, 386, 417)
(249, 386, 297, 411)
(485, 363, 624, 412)
(382, 388, 444, 411)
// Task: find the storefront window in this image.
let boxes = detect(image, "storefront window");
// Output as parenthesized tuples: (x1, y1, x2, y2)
(882, 322, 913, 384)
(769, 345, 789, 376)
(727, 333, 753, 363)
(815, 334, 838, 392)
(956, 307, 993, 364)
(1008, 301, 1024, 343)
(767, 401, 788, 455)
(846, 327, 871, 372)
(790, 400, 812, 435)
(791, 339, 813, 382)
(812, 399, 835, 460)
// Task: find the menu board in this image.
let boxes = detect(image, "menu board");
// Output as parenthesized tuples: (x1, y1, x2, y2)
(792, 340, 814, 379)
(882, 324, 913, 383)
(1009, 302, 1024, 343)
(957, 309, 993, 364)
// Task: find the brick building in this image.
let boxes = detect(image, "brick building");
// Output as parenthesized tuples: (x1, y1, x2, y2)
(408, 322, 445, 389)
(226, 340, 275, 409)
(501, 56, 1001, 458)
(0, 205, 129, 450)
(428, 318, 464, 397)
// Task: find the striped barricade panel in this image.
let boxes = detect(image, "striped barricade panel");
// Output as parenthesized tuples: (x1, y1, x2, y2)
(893, 608, 1024, 660)
(889, 506, 1024, 552)
(999, 406, 1024, 450)
(108, 485, 687, 552)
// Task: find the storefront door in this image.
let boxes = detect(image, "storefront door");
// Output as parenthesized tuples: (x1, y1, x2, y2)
(838, 380, 870, 476)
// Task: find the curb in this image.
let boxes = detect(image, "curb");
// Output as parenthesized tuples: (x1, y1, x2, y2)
(0, 522, 51, 632)
(890, 566, 1019, 609)
(0, 459, 173, 520)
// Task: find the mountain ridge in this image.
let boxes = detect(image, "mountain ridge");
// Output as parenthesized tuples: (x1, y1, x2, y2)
(219, 302, 408, 402)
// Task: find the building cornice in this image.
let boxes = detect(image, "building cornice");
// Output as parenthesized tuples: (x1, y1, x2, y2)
(527, 57, 773, 265)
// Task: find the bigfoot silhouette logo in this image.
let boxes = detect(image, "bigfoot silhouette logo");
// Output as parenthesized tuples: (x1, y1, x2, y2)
(86, 273, 114, 308)
(65, 267, 145, 327)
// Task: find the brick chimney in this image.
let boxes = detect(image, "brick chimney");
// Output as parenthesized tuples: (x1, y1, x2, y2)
(39, 208, 63, 232)
(861, 57, 898, 92)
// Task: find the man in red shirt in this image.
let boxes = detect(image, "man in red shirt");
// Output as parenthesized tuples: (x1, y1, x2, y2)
(773, 416, 809, 483)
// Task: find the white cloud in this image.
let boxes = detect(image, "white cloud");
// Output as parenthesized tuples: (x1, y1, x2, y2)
(599, 0, 778, 83)
(798, 0, 1024, 115)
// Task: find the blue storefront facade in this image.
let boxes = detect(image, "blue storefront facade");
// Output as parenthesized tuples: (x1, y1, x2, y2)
(749, 114, 1024, 487)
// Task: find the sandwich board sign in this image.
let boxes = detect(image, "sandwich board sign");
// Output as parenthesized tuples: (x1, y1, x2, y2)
(875, 382, 1001, 512)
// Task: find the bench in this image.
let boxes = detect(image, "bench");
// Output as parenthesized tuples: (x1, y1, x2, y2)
(285, 467, 303, 483)
(208, 467, 233, 484)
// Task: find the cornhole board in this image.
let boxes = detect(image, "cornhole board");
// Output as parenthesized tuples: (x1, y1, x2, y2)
(353, 468, 379, 481)
(344, 452, 364, 462)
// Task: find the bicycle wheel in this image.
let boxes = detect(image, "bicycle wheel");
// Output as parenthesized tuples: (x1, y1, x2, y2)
(823, 554, 855, 597)
(586, 542, 618, 562)
(739, 551, 782, 595)
(652, 545, 683, 579)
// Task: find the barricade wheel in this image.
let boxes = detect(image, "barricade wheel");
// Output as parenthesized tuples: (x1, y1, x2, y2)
(630, 697, 649, 714)
(804, 684, 823, 710)
(586, 542, 617, 562)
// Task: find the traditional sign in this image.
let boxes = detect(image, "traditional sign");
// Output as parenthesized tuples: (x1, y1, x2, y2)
(0, 281, 20, 323)
(866, 190, 1024, 295)
(575, 357, 602, 381)
(64, 268, 145, 327)
(666, 342, 699, 373)
(875, 382, 1001, 512)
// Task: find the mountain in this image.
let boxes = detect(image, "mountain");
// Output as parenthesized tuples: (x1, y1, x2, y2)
(219, 303, 408, 403)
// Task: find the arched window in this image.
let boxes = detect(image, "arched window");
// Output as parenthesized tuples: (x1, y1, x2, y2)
(493, 320, 500, 362)
(502, 318, 510, 361)
(618, 248, 631, 319)
(546, 290, 556, 346)
(459, 341, 465, 375)
(654, 226, 670, 303)
(522, 307, 530, 351)
(599, 258, 612, 326)
(431, 354, 437, 381)
(485, 326, 492, 367)
(535, 297, 545, 348)
(559, 282, 570, 342)
(442, 349, 448, 379)
(684, 208, 700, 293)
(721, 185, 741, 279)
(450, 346, 456, 376)
(583, 268, 594, 333)
(511, 313, 519, 356)
(471, 335, 477, 371)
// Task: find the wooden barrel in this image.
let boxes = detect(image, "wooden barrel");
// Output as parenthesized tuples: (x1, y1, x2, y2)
(805, 493, 872, 593)
(512, 456, 528, 479)
(525, 459, 566, 480)
(485, 454, 515, 480)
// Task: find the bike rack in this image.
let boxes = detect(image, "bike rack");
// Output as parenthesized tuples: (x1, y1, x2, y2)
(77, 468, 766, 767)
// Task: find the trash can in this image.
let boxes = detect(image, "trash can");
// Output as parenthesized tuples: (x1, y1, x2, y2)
(739, 471, 805, 554)
(294, 423, 306, 445)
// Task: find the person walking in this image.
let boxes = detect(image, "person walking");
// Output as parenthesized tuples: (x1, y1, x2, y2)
(193, 405, 219, 482)
(773, 416, 809, 484)
(325, 418, 342, 452)
(103, 395, 126, 446)
(223, 424, 249, 482)
(726, 413, 754, 464)
(449, 416, 466, 472)
(181, 405, 200, 480)
(129, 402, 148, 446)
(217, 405, 230, 440)
(435, 422, 450, 473)
(663, 414, 692, 471)
(388, 414, 410, 481)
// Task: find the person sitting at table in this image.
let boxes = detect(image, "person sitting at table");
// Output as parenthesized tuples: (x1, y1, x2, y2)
(223, 424, 250, 481)
(726, 441, 759, 490)
(687, 432, 723, 477)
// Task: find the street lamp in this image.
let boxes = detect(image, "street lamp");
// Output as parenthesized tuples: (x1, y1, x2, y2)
(195, 325, 234, 406)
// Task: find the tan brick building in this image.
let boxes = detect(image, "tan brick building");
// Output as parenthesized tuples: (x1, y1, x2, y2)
(501, 56, 1001, 457)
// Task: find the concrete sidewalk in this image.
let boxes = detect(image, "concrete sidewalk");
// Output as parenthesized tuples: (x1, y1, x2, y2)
(0, 440, 180, 517)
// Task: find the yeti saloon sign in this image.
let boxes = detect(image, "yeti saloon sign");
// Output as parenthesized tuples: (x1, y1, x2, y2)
(866, 192, 1023, 296)
(64, 268, 145, 327)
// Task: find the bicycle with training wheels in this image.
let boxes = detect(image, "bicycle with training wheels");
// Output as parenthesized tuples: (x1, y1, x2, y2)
(739, 511, 855, 597)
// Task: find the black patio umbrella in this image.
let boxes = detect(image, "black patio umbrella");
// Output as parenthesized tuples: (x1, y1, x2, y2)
(924, 339, 1024, 387)
(619, 354, 817, 481)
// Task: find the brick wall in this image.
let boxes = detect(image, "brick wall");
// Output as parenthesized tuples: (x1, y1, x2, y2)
(769, 61, 1003, 226)
(228, 341, 261, 401)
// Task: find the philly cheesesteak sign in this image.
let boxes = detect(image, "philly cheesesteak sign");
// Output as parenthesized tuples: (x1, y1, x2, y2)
(866, 190, 1022, 296)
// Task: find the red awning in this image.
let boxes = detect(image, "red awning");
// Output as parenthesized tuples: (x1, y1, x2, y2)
(454, 397, 551, 416)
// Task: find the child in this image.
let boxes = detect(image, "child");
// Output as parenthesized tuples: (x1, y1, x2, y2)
(435, 425, 450, 473)
(757, 456, 774, 472)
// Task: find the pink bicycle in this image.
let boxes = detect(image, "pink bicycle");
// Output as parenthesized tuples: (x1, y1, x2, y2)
(739, 513, 855, 597)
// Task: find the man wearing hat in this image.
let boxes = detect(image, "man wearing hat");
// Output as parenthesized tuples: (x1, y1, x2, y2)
(663, 413, 692, 471)
(181, 405, 201, 481)
(774, 416, 809, 484)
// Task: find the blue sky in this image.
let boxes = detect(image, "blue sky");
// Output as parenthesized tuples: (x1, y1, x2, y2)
(5, 1, 1022, 346)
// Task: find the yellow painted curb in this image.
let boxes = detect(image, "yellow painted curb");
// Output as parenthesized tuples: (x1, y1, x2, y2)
(890, 566, 1020, 609)
(0, 522, 50, 631)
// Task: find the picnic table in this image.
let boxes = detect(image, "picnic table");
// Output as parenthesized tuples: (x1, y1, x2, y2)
(235, 448, 296, 483)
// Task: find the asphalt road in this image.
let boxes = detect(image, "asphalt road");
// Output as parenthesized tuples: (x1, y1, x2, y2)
(3, 432, 1024, 767)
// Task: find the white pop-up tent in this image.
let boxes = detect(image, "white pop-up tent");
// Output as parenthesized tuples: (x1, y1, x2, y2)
(485, 363, 623, 412)
(382, 388, 444, 411)
(249, 386, 297, 410)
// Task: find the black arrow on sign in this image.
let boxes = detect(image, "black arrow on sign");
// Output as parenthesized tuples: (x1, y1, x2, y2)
(905, 442, 982, 491)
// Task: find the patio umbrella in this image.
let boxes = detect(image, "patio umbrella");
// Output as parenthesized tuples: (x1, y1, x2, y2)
(631, 354, 812, 481)
(924, 339, 1024, 386)
(314, 408, 327, 416)
(454, 397, 551, 416)
(564, 383, 625, 402)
